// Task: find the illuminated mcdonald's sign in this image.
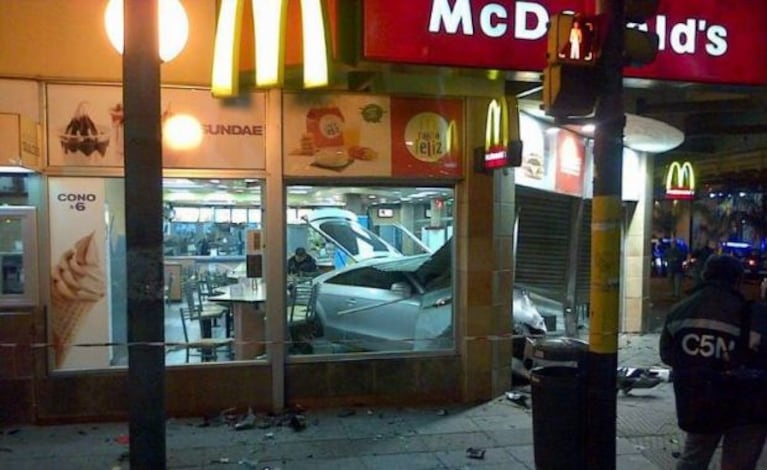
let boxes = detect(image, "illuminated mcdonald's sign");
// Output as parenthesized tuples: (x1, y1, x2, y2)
(665, 161, 695, 200)
(211, 0, 331, 97)
(484, 98, 509, 169)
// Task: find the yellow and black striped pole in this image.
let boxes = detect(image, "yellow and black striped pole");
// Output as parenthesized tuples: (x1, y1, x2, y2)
(586, 0, 625, 468)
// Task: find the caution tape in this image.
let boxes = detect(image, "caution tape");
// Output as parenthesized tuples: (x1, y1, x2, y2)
(0, 332, 527, 351)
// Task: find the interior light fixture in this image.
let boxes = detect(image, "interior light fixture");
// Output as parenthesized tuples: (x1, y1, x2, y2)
(104, 0, 189, 62)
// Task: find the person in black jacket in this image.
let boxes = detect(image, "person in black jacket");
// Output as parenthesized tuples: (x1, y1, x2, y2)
(660, 254, 767, 469)
(287, 247, 317, 276)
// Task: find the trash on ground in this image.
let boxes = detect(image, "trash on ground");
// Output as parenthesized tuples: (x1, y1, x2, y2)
(337, 409, 356, 418)
(466, 447, 486, 459)
(436, 409, 448, 416)
(289, 414, 307, 432)
(505, 392, 530, 408)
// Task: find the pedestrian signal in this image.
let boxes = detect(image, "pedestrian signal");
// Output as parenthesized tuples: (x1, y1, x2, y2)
(547, 13, 601, 66)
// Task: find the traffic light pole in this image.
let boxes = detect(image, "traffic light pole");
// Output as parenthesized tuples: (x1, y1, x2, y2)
(586, 0, 625, 468)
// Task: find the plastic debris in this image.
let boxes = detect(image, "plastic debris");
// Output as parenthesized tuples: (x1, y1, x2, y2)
(210, 457, 230, 464)
(466, 447, 486, 459)
(436, 409, 448, 416)
(505, 392, 530, 408)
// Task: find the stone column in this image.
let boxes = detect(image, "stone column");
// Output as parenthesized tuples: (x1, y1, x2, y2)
(457, 97, 514, 401)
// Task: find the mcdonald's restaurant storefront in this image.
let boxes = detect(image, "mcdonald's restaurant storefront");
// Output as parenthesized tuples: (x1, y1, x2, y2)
(0, 0, 764, 423)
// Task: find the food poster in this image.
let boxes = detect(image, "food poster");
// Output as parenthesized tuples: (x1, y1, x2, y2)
(283, 93, 391, 177)
(46, 83, 267, 169)
(389, 97, 463, 178)
(515, 113, 555, 191)
(554, 130, 585, 197)
(48, 177, 109, 370)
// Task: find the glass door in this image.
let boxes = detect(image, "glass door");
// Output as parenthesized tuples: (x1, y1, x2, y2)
(0, 206, 38, 307)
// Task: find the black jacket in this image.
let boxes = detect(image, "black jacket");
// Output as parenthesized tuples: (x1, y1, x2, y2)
(660, 282, 750, 432)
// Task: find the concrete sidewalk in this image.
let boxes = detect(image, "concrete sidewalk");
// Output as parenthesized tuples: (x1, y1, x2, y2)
(0, 334, 763, 469)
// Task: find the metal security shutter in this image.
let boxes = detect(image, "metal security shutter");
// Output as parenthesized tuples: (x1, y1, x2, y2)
(515, 186, 573, 300)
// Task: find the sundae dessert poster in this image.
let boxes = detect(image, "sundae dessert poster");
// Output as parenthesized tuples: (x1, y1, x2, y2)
(46, 83, 267, 169)
(283, 92, 392, 177)
(47, 84, 122, 167)
(48, 177, 109, 370)
(161, 88, 266, 170)
(389, 97, 463, 179)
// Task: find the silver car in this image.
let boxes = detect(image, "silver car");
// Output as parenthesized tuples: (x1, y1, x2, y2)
(300, 209, 547, 352)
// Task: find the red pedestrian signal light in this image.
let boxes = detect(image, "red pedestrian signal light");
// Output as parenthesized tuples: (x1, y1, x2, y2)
(547, 13, 601, 66)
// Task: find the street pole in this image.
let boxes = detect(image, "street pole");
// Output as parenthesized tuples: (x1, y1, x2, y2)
(124, 0, 166, 467)
(586, 0, 625, 468)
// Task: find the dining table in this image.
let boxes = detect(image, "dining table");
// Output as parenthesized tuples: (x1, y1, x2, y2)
(209, 278, 267, 360)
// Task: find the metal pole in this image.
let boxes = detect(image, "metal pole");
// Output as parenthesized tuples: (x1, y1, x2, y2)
(586, 0, 624, 468)
(124, 0, 166, 467)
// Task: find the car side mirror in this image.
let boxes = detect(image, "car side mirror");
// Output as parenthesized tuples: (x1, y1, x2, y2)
(390, 282, 412, 297)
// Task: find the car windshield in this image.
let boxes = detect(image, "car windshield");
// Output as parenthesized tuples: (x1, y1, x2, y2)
(318, 220, 394, 260)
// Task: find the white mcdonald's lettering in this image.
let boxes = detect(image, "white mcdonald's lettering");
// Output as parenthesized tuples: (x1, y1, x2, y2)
(665, 161, 695, 198)
(211, 0, 329, 98)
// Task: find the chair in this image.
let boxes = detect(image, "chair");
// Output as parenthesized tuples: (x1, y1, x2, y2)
(178, 304, 233, 363)
(180, 281, 232, 362)
(289, 277, 316, 323)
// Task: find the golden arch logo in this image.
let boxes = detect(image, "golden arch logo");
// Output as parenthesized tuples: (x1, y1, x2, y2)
(211, 0, 331, 97)
(665, 161, 695, 200)
(484, 98, 509, 168)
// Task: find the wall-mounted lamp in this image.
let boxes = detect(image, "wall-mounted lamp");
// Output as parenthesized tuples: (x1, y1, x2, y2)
(104, 0, 189, 62)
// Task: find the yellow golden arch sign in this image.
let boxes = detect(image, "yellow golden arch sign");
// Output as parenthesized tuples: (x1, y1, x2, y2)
(211, 0, 331, 97)
(665, 161, 695, 200)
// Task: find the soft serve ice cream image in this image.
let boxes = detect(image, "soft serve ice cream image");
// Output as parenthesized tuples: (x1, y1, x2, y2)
(50, 231, 106, 367)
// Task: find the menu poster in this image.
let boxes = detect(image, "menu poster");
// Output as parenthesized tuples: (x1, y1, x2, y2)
(48, 177, 109, 370)
(46, 84, 267, 169)
(390, 97, 463, 178)
(515, 113, 555, 191)
(554, 130, 585, 197)
(283, 92, 392, 177)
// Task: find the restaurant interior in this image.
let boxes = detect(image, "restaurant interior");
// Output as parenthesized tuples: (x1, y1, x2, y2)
(155, 177, 454, 365)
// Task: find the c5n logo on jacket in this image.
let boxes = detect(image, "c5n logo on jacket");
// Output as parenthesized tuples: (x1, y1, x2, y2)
(665, 161, 695, 200)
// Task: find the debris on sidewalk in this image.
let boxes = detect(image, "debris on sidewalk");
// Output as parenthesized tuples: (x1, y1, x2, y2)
(466, 447, 486, 459)
(505, 391, 530, 409)
(234, 408, 256, 431)
(436, 409, 448, 416)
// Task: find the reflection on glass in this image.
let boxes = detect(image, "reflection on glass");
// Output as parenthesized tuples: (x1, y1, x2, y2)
(0, 217, 24, 295)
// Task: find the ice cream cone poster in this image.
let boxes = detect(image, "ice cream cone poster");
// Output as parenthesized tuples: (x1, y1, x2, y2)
(48, 177, 109, 370)
(390, 97, 463, 178)
(283, 92, 392, 177)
